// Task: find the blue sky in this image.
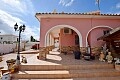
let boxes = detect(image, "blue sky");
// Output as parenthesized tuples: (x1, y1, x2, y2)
(0, 0, 120, 41)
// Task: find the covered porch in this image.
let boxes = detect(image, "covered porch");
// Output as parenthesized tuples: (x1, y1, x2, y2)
(97, 27, 120, 57)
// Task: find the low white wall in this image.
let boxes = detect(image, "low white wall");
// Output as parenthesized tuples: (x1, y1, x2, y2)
(0, 43, 24, 54)
(0, 44, 15, 54)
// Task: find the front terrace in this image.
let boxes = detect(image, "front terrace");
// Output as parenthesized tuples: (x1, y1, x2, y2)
(0, 47, 112, 68)
(1, 48, 120, 79)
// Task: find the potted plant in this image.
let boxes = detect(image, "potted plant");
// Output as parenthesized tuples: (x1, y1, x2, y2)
(6, 59, 19, 73)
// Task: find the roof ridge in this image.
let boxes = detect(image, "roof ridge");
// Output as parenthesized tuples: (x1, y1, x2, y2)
(36, 12, 120, 16)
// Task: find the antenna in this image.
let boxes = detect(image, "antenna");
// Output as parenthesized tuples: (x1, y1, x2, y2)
(96, 0, 100, 11)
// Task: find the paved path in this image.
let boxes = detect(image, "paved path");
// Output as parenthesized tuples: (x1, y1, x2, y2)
(0, 48, 109, 69)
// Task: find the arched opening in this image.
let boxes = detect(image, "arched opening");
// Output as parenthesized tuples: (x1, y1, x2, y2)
(45, 25, 83, 47)
(86, 26, 113, 47)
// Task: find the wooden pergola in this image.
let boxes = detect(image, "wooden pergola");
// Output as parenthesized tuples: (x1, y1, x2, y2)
(97, 27, 120, 56)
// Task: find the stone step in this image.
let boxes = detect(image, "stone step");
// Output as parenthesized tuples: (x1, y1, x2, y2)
(12, 70, 120, 79)
(12, 64, 119, 79)
(18, 70, 69, 74)
(76, 77, 120, 80)
(12, 79, 74, 80)
(12, 77, 120, 80)
(17, 69, 118, 74)
(19, 64, 114, 71)
(20, 50, 39, 54)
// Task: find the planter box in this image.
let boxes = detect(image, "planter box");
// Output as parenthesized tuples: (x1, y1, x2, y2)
(39, 51, 47, 60)
(115, 65, 120, 71)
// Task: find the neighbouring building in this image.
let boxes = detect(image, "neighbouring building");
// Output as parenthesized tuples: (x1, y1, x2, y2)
(0, 34, 18, 44)
(0, 34, 24, 54)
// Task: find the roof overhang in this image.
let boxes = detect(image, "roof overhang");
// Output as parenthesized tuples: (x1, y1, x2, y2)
(35, 13, 120, 21)
(97, 27, 120, 41)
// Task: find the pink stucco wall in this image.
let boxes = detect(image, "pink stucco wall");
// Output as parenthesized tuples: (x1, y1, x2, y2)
(60, 29, 77, 46)
(39, 18, 120, 47)
(88, 27, 111, 47)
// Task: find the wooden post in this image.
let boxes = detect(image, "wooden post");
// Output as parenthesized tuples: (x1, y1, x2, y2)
(0, 56, 2, 62)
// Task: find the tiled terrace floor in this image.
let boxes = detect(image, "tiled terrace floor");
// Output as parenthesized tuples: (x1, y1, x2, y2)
(0, 48, 109, 69)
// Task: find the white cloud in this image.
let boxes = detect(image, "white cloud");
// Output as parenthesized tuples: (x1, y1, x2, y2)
(0, 0, 39, 41)
(23, 26, 39, 41)
(0, 10, 24, 28)
(0, 0, 35, 16)
(116, 3, 120, 9)
(59, 0, 74, 7)
(1, 0, 25, 13)
(0, 9, 39, 40)
(0, 9, 24, 35)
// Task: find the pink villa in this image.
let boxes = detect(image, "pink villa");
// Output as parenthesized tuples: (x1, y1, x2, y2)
(35, 11, 120, 57)
(2, 11, 120, 80)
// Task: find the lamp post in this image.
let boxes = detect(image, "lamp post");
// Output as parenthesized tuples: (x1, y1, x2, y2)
(0, 37, 3, 44)
(0, 37, 3, 55)
(14, 23, 25, 65)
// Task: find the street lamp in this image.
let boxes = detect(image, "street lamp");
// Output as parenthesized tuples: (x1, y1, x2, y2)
(0, 37, 3, 44)
(14, 23, 25, 65)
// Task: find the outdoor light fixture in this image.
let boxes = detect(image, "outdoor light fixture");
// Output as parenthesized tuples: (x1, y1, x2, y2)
(14, 23, 26, 65)
(0, 37, 3, 42)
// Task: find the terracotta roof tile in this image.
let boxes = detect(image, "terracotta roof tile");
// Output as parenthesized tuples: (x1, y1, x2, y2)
(36, 12, 120, 16)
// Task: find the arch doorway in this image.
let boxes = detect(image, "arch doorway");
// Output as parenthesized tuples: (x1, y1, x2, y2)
(45, 25, 83, 48)
(86, 26, 113, 47)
